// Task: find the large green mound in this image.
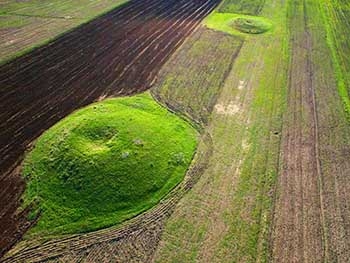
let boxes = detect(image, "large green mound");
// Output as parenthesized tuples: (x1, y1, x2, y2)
(22, 93, 198, 237)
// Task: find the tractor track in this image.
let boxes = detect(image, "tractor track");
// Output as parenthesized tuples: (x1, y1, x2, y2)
(271, 1, 325, 261)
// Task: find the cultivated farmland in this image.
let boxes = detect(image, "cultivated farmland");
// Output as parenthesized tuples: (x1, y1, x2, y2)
(1, 0, 350, 262)
(272, 1, 350, 262)
(153, 1, 288, 261)
(0, 0, 129, 64)
(152, 27, 243, 125)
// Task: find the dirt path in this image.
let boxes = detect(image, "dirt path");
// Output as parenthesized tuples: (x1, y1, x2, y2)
(271, 1, 325, 261)
(271, 0, 350, 261)
(0, 0, 220, 257)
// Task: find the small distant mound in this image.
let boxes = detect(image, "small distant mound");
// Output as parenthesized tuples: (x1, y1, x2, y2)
(22, 93, 198, 237)
(203, 13, 272, 37)
(232, 17, 271, 34)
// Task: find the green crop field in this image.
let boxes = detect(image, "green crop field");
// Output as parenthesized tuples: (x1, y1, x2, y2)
(320, 0, 350, 117)
(21, 93, 198, 238)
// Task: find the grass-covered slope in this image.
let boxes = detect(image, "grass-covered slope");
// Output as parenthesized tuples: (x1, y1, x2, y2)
(22, 93, 198, 238)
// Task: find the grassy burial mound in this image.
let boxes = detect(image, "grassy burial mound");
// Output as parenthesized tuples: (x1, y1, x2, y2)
(22, 93, 198, 237)
(232, 17, 271, 34)
(204, 13, 272, 36)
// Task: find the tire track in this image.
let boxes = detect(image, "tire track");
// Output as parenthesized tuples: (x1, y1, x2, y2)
(271, 1, 325, 261)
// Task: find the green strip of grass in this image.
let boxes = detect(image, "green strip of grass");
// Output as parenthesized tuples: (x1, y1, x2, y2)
(22, 92, 198, 238)
(319, 0, 350, 119)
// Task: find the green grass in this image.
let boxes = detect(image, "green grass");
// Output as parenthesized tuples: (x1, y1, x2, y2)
(233, 17, 271, 34)
(22, 92, 198, 238)
(203, 13, 272, 37)
(218, 0, 265, 15)
(319, 0, 350, 118)
(0, 14, 30, 29)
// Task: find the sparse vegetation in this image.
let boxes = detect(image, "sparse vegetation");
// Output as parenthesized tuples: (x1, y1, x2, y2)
(152, 27, 243, 124)
(0, 0, 129, 64)
(319, 0, 350, 117)
(218, 0, 265, 15)
(22, 93, 198, 237)
(0, 15, 30, 29)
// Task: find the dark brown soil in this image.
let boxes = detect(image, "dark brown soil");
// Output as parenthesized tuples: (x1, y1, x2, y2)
(0, 0, 220, 258)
